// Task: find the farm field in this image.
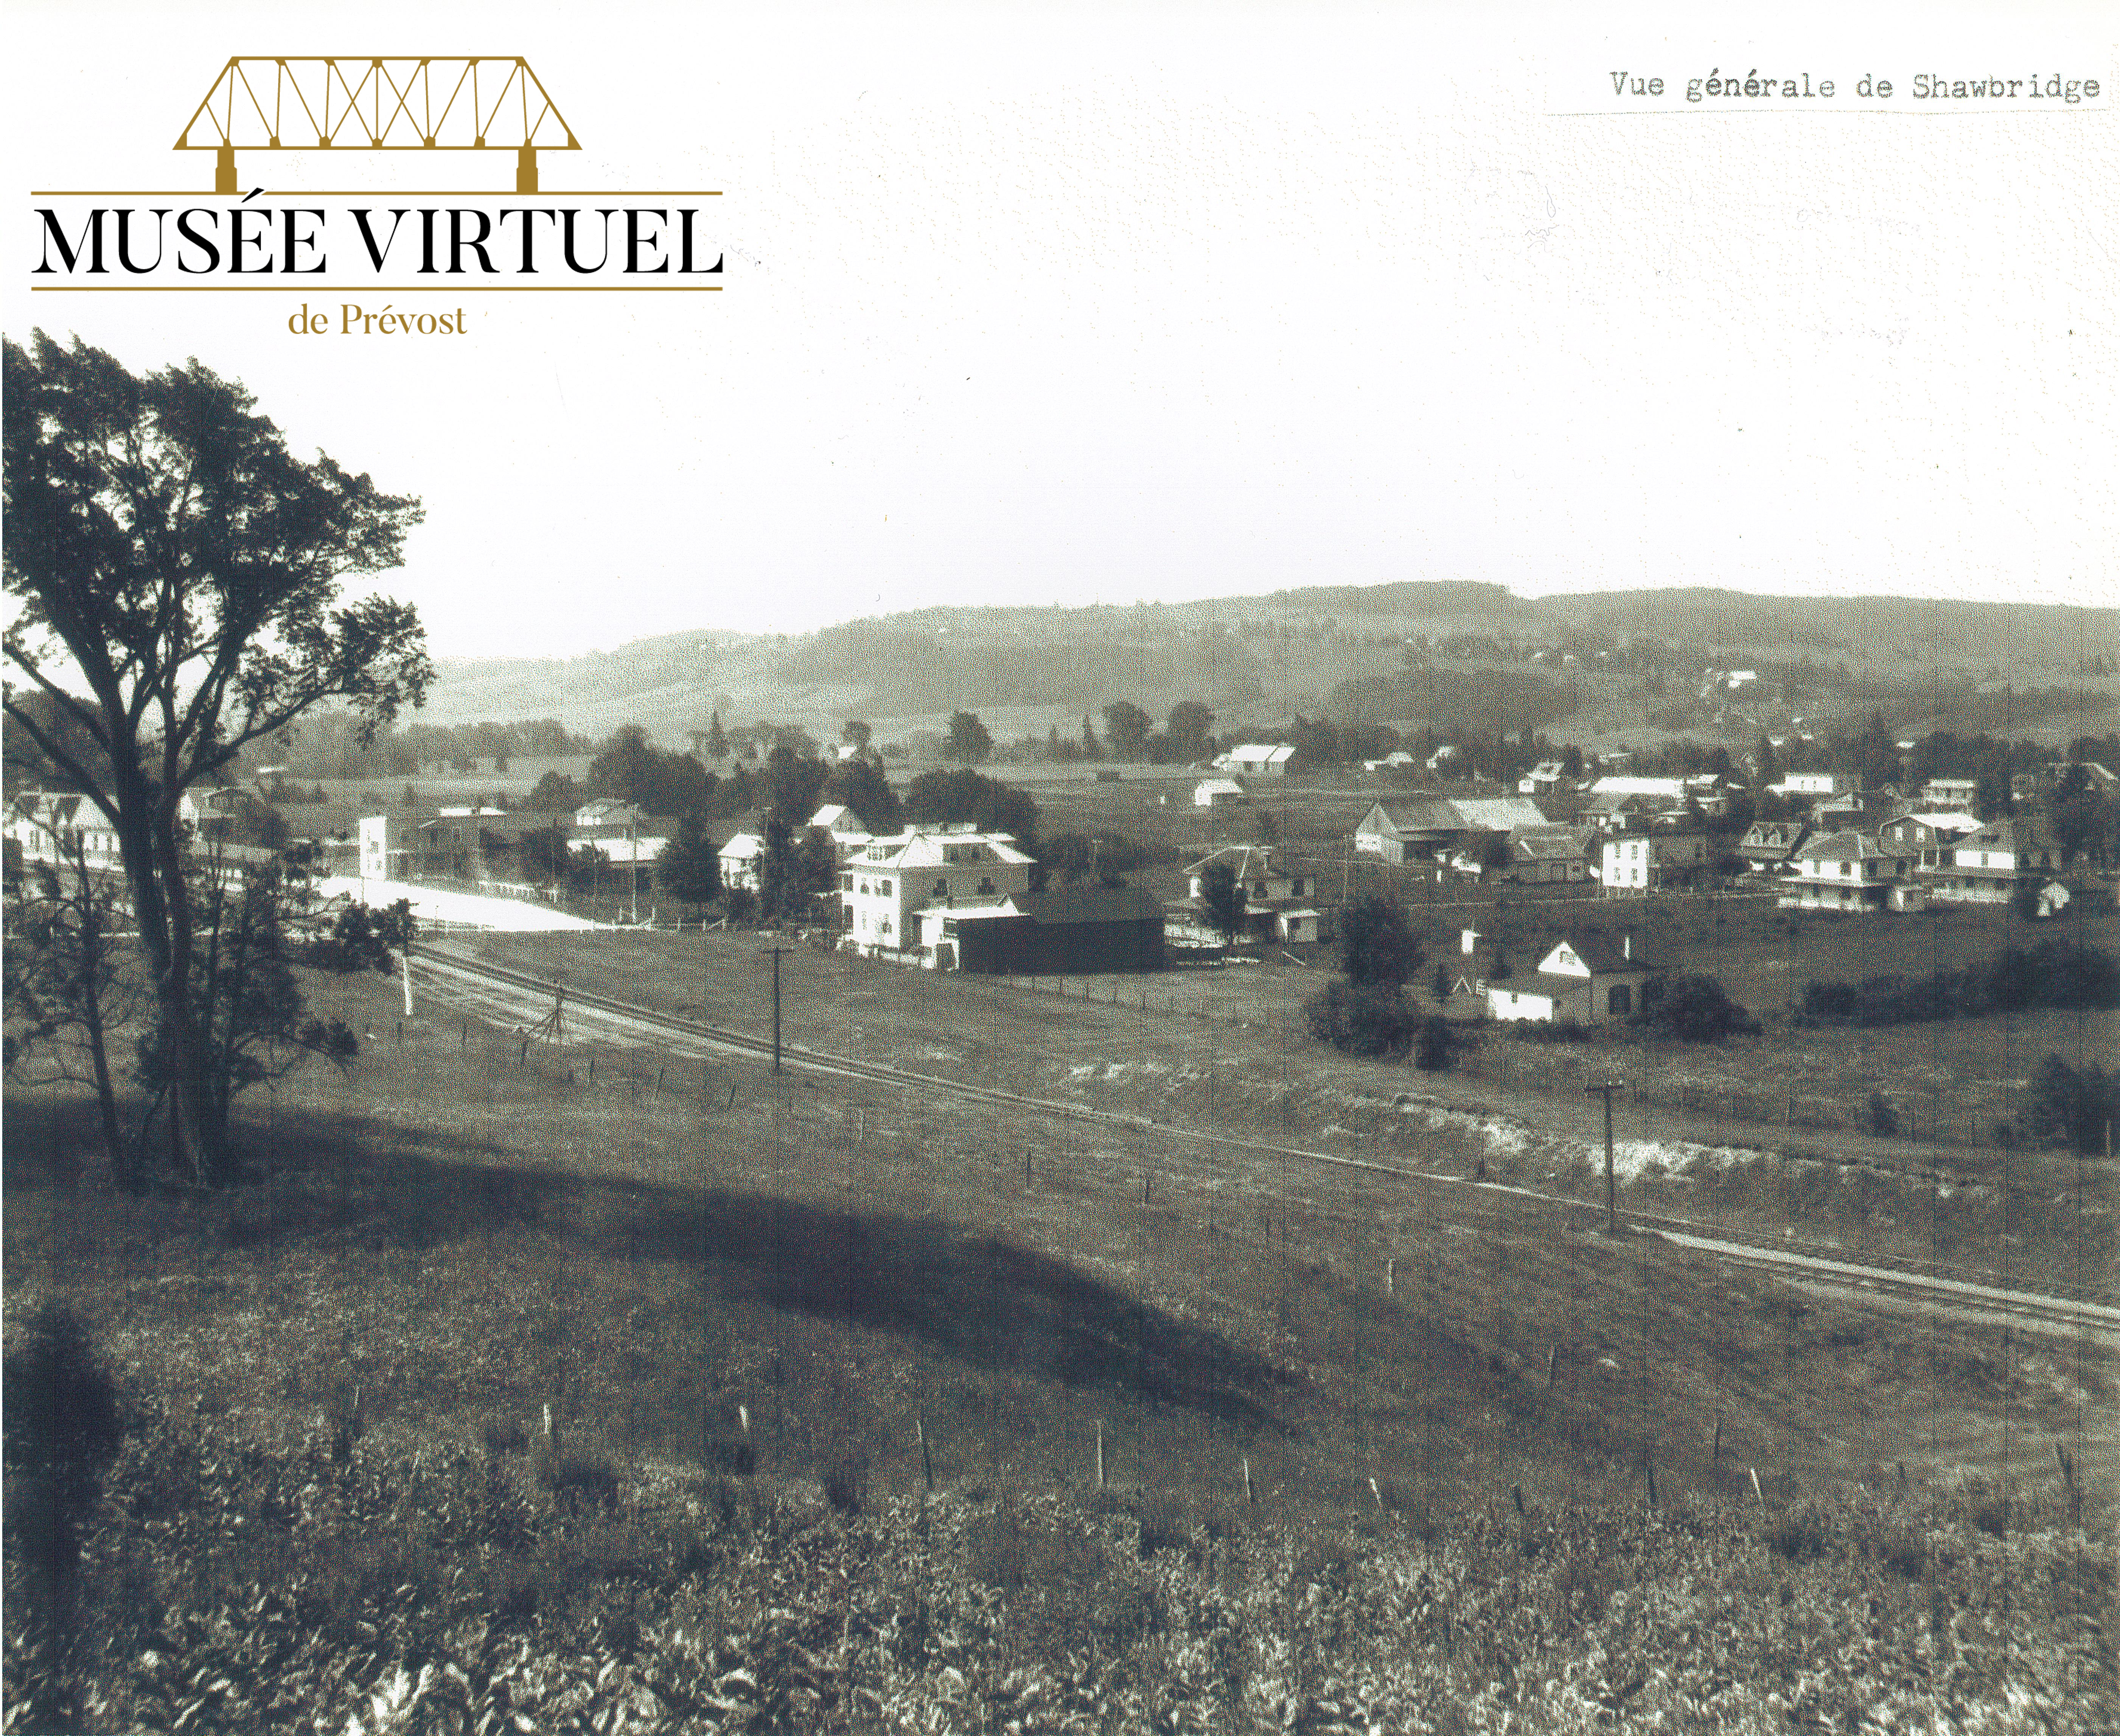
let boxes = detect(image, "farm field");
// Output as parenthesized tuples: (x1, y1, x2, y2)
(455, 926, 2116, 1296)
(7, 951, 2113, 1726)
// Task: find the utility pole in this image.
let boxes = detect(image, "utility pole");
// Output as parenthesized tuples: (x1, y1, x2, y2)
(1585, 1077, 1624, 1234)
(765, 944, 791, 1073)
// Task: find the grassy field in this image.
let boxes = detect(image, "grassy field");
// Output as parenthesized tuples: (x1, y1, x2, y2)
(6, 938, 2114, 1726)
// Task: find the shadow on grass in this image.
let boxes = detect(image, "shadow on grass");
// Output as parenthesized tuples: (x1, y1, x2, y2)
(4, 1093, 1285, 1430)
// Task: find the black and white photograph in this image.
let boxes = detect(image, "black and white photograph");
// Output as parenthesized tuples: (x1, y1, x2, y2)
(4, 2, 2115, 1729)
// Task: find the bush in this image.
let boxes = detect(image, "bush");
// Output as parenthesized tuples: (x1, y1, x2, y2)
(1305, 979, 1418, 1057)
(1867, 1092, 1899, 1137)
(1634, 974, 1758, 1043)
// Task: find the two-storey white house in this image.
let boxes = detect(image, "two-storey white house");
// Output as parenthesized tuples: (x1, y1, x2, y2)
(1599, 833, 1709, 893)
(1923, 818, 2073, 909)
(841, 827, 1035, 956)
(1778, 830, 1917, 913)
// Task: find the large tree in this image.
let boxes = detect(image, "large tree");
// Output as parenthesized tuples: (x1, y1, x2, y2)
(944, 710, 994, 765)
(3, 332, 431, 1184)
(1101, 700, 1150, 761)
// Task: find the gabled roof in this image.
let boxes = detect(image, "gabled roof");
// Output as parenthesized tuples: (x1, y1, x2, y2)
(1194, 777, 1248, 797)
(1226, 743, 1295, 765)
(1541, 930, 1654, 974)
(1186, 843, 1285, 880)
(718, 831, 766, 860)
(1961, 817, 2064, 854)
(1508, 823, 1593, 860)
(1447, 796, 1549, 831)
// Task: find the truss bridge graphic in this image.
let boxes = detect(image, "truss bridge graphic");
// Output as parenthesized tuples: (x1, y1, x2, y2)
(175, 56, 580, 193)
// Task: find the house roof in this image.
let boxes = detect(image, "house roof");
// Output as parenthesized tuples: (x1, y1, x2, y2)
(865, 829, 1035, 869)
(1447, 796, 1549, 832)
(1588, 776, 1686, 799)
(1194, 777, 1248, 798)
(1227, 744, 1295, 765)
(1543, 930, 1655, 974)
(1795, 829, 1889, 862)
(719, 831, 766, 860)
(1963, 818, 2065, 854)
(1016, 884, 1164, 925)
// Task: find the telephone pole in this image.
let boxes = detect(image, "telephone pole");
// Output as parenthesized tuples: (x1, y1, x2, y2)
(1585, 1077, 1625, 1234)
(764, 944, 791, 1073)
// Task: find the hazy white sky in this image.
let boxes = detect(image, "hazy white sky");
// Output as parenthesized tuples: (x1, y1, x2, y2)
(6, 2, 2115, 658)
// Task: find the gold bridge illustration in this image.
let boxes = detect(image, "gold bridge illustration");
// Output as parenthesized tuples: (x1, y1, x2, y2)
(176, 57, 579, 193)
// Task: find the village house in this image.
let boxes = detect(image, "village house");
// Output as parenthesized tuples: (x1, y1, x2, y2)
(718, 829, 767, 893)
(841, 827, 1035, 957)
(1778, 830, 1918, 914)
(1363, 749, 1418, 773)
(1811, 787, 1896, 831)
(806, 803, 875, 861)
(1183, 843, 1327, 943)
(1515, 761, 1572, 798)
(1222, 744, 1295, 777)
(1580, 789, 1665, 835)
(5, 791, 123, 871)
(177, 786, 266, 840)
(1920, 776, 1980, 808)
(1922, 817, 2074, 911)
(1487, 930, 1658, 1026)
(1193, 776, 1249, 808)
(1875, 813, 1972, 873)
(1769, 772, 1850, 798)
(1495, 822, 1598, 883)
(1736, 817, 1808, 873)
(1599, 833, 1709, 894)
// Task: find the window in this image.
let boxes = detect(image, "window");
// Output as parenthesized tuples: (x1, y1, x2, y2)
(879, 879, 892, 895)
(1606, 984, 1632, 1016)
(978, 877, 995, 896)
(933, 879, 949, 898)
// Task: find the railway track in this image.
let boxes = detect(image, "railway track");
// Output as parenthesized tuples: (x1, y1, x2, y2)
(409, 942, 2120, 1346)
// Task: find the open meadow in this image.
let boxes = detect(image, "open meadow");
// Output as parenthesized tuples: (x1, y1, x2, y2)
(6, 927, 2115, 1728)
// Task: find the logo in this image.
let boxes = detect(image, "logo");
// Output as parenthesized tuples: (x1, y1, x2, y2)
(177, 57, 580, 193)
(28, 54, 723, 303)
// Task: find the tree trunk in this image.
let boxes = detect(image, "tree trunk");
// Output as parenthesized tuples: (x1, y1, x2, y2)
(122, 792, 228, 1188)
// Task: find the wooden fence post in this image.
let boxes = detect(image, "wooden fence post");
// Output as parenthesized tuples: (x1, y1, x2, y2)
(918, 1414, 933, 1493)
(1750, 1466, 1764, 1506)
(1095, 1422, 1105, 1491)
(1242, 1457, 1254, 1505)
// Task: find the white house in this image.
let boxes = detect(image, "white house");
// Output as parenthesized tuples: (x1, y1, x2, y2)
(1488, 931, 1657, 1026)
(718, 830, 766, 893)
(1599, 833, 1709, 893)
(1353, 795, 1548, 863)
(807, 803, 874, 860)
(1778, 831, 1914, 913)
(1769, 772, 1848, 798)
(1224, 744, 1295, 777)
(5, 792, 122, 871)
(841, 827, 1035, 956)
(1922, 818, 2072, 907)
(1194, 776, 1249, 808)
(1919, 777, 1980, 807)
(1364, 750, 1418, 773)
(1516, 761, 1571, 797)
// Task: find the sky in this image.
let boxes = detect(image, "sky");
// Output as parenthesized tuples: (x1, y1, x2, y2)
(5, 2, 2115, 660)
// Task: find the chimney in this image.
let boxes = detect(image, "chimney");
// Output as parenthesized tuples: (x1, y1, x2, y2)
(1461, 927, 1480, 955)
(1624, 931, 1632, 960)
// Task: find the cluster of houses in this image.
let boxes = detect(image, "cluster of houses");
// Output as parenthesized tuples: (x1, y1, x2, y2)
(355, 797, 667, 892)
(5, 785, 272, 875)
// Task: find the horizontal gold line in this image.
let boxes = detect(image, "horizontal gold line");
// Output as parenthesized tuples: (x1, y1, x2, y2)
(30, 284, 723, 292)
(32, 189, 723, 197)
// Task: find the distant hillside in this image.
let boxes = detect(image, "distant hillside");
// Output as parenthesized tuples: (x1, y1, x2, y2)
(413, 585, 2118, 750)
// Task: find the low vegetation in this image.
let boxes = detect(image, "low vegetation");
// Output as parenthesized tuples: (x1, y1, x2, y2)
(1799, 939, 2120, 1027)
(6, 1326, 2108, 1733)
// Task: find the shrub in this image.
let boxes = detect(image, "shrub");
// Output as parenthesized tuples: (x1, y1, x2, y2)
(1305, 980, 1417, 1058)
(1634, 974, 1758, 1043)
(1867, 1092, 1899, 1137)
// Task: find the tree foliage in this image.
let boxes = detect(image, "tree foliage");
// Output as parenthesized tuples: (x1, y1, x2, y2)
(1633, 973, 1758, 1044)
(1304, 979, 1417, 1057)
(3, 332, 427, 1184)
(1337, 894, 1422, 989)
(656, 811, 722, 913)
(1198, 862, 1247, 944)
(1101, 701, 1152, 761)
(944, 711, 994, 765)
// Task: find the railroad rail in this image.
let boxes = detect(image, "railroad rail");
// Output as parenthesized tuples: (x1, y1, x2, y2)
(409, 942, 2120, 1345)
